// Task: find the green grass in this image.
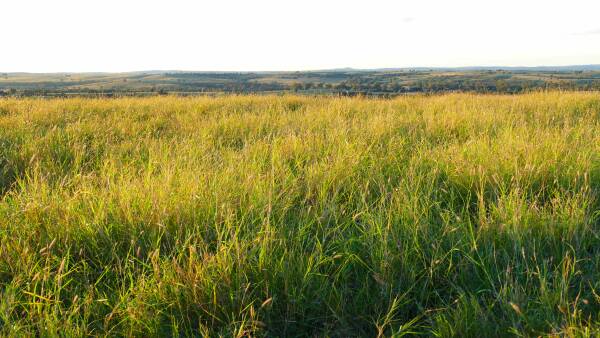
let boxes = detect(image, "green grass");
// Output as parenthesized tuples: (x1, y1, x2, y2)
(1, 92, 599, 337)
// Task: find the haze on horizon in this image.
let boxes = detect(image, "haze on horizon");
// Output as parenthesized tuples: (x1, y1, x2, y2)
(2, 0, 600, 73)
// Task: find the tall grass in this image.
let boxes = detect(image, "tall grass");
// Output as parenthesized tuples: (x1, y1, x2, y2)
(1, 92, 599, 336)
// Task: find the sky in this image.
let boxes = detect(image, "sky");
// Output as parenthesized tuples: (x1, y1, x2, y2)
(2, 0, 600, 72)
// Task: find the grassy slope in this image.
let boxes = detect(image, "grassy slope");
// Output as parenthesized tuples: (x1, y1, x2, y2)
(0, 93, 599, 337)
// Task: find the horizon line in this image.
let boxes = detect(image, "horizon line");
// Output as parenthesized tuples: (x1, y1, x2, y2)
(3, 64, 600, 74)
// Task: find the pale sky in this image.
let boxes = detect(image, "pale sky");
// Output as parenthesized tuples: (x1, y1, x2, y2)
(2, 0, 600, 72)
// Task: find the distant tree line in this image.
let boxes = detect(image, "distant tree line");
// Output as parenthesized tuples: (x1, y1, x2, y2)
(3, 71, 600, 97)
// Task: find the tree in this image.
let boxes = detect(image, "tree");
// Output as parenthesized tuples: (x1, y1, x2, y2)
(290, 82, 302, 92)
(495, 80, 508, 93)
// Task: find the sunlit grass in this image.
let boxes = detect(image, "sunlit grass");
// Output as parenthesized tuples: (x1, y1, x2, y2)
(1, 92, 599, 336)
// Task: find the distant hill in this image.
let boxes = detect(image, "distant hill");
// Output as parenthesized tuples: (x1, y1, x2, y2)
(2, 66, 600, 96)
(4, 65, 600, 76)
(370, 65, 600, 72)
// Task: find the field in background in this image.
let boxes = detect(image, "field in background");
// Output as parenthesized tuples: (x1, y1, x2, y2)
(2, 69, 600, 96)
(1, 93, 600, 336)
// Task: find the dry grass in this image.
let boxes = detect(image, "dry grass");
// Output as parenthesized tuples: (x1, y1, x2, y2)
(1, 92, 599, 336)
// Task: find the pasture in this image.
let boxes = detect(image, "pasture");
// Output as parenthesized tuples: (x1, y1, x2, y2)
(1, 92, 599, 336)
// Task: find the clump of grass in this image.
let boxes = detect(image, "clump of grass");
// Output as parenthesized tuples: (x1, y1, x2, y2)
(1, 92, 599, 336)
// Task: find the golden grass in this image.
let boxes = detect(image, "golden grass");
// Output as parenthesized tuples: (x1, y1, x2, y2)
(1, 92, 599, 336)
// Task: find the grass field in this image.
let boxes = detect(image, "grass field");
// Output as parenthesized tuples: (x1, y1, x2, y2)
(1, 92, 599, 336)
